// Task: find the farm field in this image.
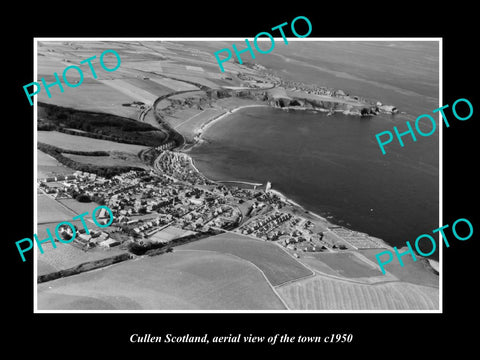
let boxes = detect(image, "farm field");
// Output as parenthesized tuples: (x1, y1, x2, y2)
(166, 73, 221, 89)
(37, 82, 143, 120)
(299, 252, 383, 278)
(35, 227, 127, 277)
(155, 63, 207, 79)
(37, 250, 287, 310)
(142, 108, 160, 128)
(37, 150, 75, 178)
(167, 90, 205, 101)
(163, 107, 202, 125)
(134, 43, 176, 56)
(62, 152, 149, 169)
(149, 226, 196, 243)
(179, 232, 313, 286)
(149, 76, 199, 91)
(213, 97, 265, 110)
(37, 193, 77, 224)
(161, 108, 204, 129)
(38, 131, 148, 155)
(37, 55, 70, 80)
(174, 108, 227, 141)
(123, 77, 173, 97)
(99, 79, 159, 104)
(56, 198, 103, 218)
(37, 82, 141, 120)
(359, 249, 439, 288)
(122, 60, 165, 73)
(276, 274, 439, 310)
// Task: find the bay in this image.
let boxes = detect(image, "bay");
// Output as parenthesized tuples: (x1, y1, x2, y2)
(189, 41, 440, 257)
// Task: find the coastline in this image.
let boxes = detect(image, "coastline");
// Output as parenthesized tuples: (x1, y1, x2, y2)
(187, 141, 395, 250)
(181, 104, 270, 153)
(192, 151, 395, 252)
(177, 103, 396, 251)
(268, 187, 393, 250)
(201, 104, 270, 134)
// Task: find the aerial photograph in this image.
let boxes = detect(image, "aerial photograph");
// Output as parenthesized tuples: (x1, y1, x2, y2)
(34, 39, 440, 311)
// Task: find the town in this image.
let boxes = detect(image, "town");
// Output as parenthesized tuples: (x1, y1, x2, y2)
(38, 147, 386, 258)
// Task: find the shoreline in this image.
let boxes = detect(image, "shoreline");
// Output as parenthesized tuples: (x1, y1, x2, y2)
(268, 188, 393, 250)
(181, 104, 270, 153)
(179, 103, 348, 224)
(178, 103, 391, 246)
(180, 98, 377, 153)
(188, 150, 394, 250)
(200, 104, 271, 135)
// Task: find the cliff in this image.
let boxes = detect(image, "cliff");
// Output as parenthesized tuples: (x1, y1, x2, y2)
(266, 92, 377, 116)
(260, 86, 382, 116)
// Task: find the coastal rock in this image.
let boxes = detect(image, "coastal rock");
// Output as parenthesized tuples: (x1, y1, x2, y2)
(274, 98, 292, 108)
(379, 105, 398, 114)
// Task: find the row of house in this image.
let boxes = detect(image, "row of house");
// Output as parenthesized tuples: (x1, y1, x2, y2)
(240, 212, 292, 235)
(155, 141, 176, 151)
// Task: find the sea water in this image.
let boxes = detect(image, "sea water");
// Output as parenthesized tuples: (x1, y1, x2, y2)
(189, 41, 440, 255)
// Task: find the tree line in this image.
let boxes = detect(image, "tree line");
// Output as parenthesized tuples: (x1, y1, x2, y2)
(38, 142, 144, 178)
(38, 102, 168, 147)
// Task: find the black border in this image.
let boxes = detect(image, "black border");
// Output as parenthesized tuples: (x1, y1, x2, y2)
(7, 5, 479, 354)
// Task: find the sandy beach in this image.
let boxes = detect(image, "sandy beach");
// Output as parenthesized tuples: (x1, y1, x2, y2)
(180, 108, 398, 253)
(178, 104, 383, 242)
(197, 104, 270, 137)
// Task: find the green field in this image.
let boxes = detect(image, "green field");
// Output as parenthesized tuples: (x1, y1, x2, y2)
(214, 97, 266, 110)
(299, 252, 383, 278)
(35, 226, 126, 277)
(37, 250, 287, 310)
(123, 77, 174, 97)
(359, 248, 439, 287)
(37, 194, 77, 224)
(62, 152, 149, 169)
(276, 274, 439, 310)
(166, 73, 221, 89)
(38, 131, 148, 155)
(56, 198, 101, 217)
(37, 82, 141, 120)
(174, 108, 226, 140)
(149, 76, 200, 92)
(149, 226, 196, 243)
(163, 108, 202, 128)
(37, 150, 75, 178)
(179, 232, 313, 286)
(99, 79, 160, 104)
(122, 60, 166, 74)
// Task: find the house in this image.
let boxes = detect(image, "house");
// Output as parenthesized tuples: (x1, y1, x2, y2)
(99, 239, 120, 248)
(98, 232, 109, 240)
(96, 218, 110, 226)
(78, 233, 92, 242)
